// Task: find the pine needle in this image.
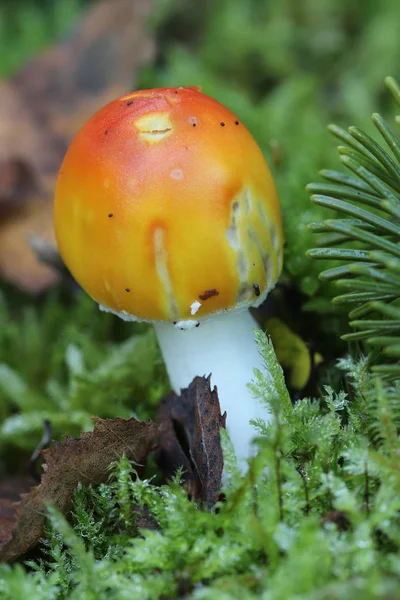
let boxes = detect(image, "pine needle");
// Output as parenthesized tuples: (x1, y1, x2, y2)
(307, 77, 400, 379)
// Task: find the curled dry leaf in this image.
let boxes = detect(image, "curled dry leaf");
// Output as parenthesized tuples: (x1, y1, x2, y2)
(156, 376, 226, 508)
(0, 417, 159, 563)
(0, 0, 155, 293)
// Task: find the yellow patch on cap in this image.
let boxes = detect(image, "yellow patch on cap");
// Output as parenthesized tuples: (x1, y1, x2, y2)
(134, 112, 173, 144)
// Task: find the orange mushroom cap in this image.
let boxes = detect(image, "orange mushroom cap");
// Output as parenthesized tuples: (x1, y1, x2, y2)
(54, 86, 283, 323)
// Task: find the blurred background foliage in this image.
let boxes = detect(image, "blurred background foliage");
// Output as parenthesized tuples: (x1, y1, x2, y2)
(0, 0, 92, 78)
(0, 0, 400, 464)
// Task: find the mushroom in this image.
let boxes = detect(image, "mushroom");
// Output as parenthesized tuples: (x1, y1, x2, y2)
(54, 86, 283, 469)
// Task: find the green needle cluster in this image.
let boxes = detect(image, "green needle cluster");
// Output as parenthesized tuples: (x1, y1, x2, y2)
(307, 77, 400, 379)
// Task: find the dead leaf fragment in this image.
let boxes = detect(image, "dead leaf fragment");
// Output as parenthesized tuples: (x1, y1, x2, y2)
(29, 235, 74, 283)
(0, 377, 224, 562)
(0, 477, 34, 550)
(12, 0, 155, 146)
(321, 510, 351, 531)
(0, 417, 159, 563)
(0, 0, 155, 293)
(0, 195, 61, 293)
(156, 376, 226, 508)
(0, 159, 38, 213)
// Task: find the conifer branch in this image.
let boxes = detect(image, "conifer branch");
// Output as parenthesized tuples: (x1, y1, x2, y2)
(307, 77, 400, 379)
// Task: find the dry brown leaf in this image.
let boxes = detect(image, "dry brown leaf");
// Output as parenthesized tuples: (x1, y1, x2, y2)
(0, 378, 224, 563)
(0, 159, 38, 213)
(0, 83, 67, 186)
(0, 417, 159, 563)
(12, 0, 155, 153)
(156, 376, 226, 508)
(0, 477, 34, 551)
(0, 0, 155, 293)
(0, 194, 61, 293)
(156, 391, 195, 488)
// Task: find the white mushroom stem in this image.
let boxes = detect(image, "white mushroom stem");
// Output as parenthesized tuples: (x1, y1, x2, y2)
(154, 310, 271, 471)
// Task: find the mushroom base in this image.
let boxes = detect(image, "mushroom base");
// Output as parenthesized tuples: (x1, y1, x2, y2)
(154, 310, 271, 471)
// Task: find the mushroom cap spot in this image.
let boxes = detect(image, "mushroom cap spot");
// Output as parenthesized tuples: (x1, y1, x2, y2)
(170, 168, 183, 180)
(54, 86, 283, 323)
(134, 112, 173, 144)
(190, 300, 202, 315)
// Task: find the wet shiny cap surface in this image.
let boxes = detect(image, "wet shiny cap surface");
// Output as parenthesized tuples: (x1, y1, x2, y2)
(54, 86, 283, 323)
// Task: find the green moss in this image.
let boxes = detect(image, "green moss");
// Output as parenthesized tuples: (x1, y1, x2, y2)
(1, 337, 400, 599)
(0, 289, 168, 470)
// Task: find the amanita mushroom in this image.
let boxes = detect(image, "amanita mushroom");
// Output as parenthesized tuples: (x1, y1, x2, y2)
(54, 86, 283, 468)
